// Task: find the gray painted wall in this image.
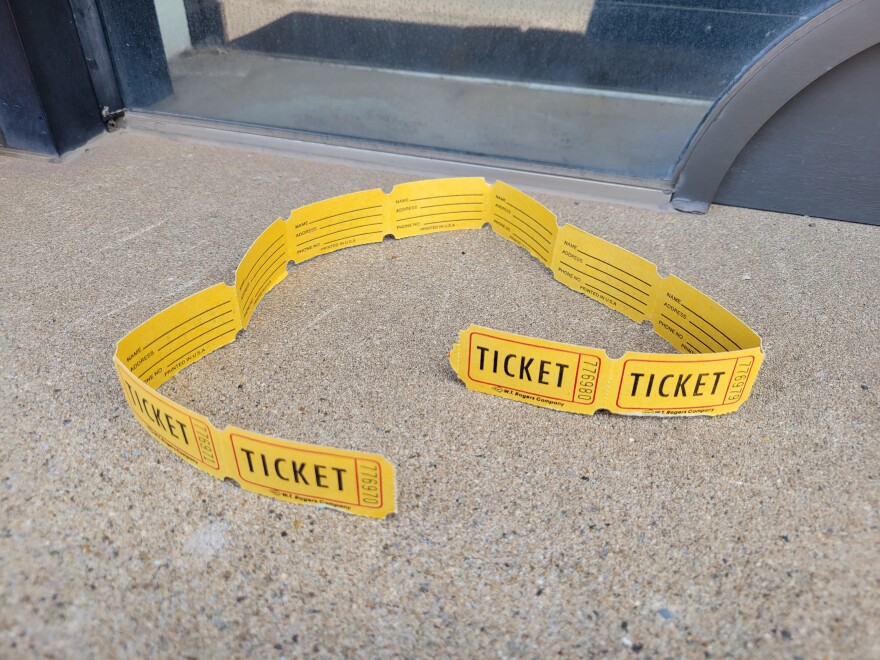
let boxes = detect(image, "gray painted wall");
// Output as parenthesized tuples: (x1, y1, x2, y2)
(715, 43, 880, 226)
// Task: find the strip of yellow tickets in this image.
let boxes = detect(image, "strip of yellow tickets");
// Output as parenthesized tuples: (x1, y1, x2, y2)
(115, 178, 764, 518)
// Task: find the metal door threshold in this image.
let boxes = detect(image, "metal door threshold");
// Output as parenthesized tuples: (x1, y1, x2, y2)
(124, 112, 674, 210)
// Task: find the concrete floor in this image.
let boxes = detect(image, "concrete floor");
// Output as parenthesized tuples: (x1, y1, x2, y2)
(1, 132, 878, 656)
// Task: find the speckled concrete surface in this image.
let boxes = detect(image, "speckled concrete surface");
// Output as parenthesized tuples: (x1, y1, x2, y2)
(1, 133, 878, 657)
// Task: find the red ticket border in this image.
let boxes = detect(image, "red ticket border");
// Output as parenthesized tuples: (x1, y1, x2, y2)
(228, 432, 383, 509)
(118, 365, 221, 471)
(722, 355, 757, 404)
(467, 331, 602, 405)
(615, 355, 743, 411)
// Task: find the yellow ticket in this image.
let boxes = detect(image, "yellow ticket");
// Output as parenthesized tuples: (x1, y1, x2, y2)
(115, 178, 764, 518)
(449, 326, 761, 416)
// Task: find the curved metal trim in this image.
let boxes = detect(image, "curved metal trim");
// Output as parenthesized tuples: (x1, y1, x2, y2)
(671, 0, 880, 212)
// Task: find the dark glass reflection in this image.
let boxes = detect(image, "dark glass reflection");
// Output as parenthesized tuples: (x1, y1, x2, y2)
(130, 1, 838, 179)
